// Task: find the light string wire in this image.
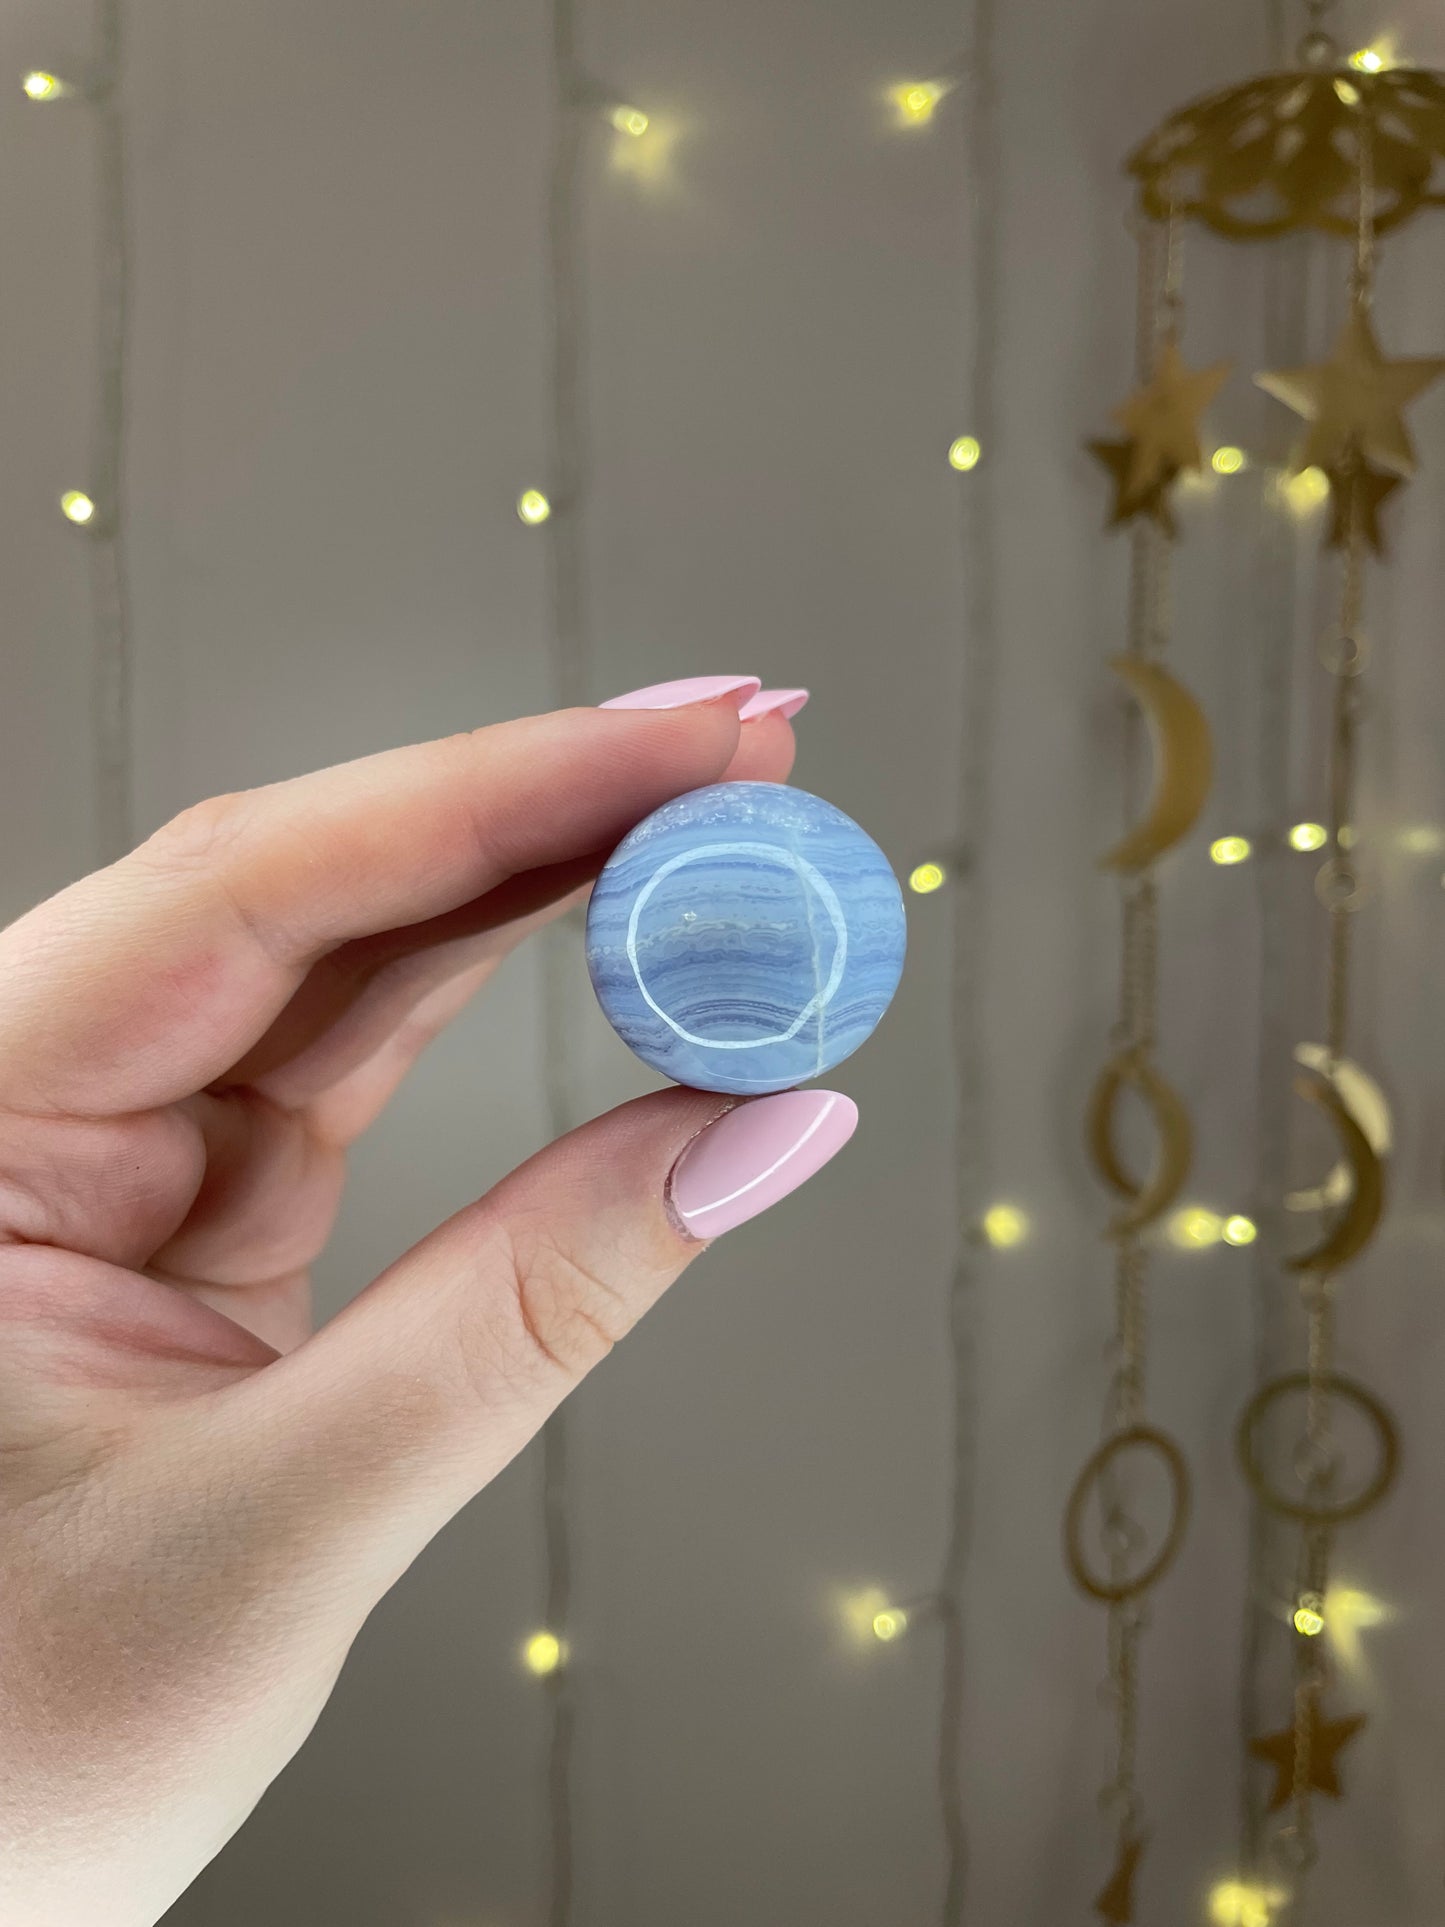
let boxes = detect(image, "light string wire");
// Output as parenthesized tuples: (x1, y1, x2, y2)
(538, 0, 592, 1919)
(1238, 160, 1310, 1901)
(91, 0, 134, 864)
(936, 0, 998, 1915)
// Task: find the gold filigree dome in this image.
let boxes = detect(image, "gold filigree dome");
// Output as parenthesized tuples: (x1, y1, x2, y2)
(1128, 66, 1445, 238)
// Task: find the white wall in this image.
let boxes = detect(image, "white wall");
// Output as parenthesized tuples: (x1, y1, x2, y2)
(2, 0, 1443, 1921)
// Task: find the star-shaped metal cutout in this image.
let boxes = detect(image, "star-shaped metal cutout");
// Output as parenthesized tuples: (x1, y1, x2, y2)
(1093, 1833, 1144, 1924)
(1249, 1703, 1365, 1812)
(1111, 337, 1231, 496)
(1257, 306, 1445, 478)
(1322, 456, 1403, 556)
(1087, 438, 1179, 535)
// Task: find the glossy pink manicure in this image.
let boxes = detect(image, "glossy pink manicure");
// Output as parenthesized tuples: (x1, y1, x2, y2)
(739, 687, 810, 722)
(667, 1090, 859, 1240)
(601, 675, 760, 712)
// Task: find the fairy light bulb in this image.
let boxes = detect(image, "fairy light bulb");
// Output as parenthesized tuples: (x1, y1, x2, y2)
(891, 79, 947, 125)
(1209, 1880, 1286, 1927)
(1210, 835, 1252, 865)
(1222, 1215, 1258, 1247)
(22, 70, 65, 101)
(522, 1631, 564, 1676)
(1288, 821, 1327, 852)
(60, 489, 97, 526)
(871, 1607, 908, 1642)
(1283, 465, 1330, 513)
(1168, 1207, 1223, 1249)
(516, 488, 551, 526)
(1349, 46, 1385, 71)
(1293, 1592, 1326, 1638)
(908, 860, 946, 894)
(947, 435, 981, 471)
(981, 1204, 1029, 1248)
(610, 104, 649, 137)
(1210, 445, 1246, 475)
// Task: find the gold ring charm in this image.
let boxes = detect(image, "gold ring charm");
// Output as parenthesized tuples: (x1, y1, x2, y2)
(1237, 1371, 1399, 1524)
(1065, 1424, 1191, 1603)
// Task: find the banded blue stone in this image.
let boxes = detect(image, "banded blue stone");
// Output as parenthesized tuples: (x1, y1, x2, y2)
(585, 781, 906, 1095)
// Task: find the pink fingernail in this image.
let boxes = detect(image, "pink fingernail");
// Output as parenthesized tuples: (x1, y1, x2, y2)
(601, 676, 761, 712)
(739, 687, 810, 723)
(667, 1090, 859, 1240)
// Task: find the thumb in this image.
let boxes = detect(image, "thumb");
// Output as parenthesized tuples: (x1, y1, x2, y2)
(182, 1085, 858, 1619)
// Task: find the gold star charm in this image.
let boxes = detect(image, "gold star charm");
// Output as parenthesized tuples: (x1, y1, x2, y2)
(1088, 438, 1179, 536)
(1249, 1704, 1365, 1812)
(1093, 1834, 1144, 1924)
(1256, 307, 1445, 477)
(1111, 337, 1231, 495)
(1323, 456, 1403, 556)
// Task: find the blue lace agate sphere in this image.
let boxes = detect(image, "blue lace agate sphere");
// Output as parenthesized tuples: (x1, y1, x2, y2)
(585, 781, 906, 1095)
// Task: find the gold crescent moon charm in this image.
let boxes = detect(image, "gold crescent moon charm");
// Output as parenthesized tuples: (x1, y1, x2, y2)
(1286, 1044, 1392, 1214)
(1287, 1068, 1385, 1276)
(1100, 657, 1214, 874)
(1086, 1049, 1193, 1237)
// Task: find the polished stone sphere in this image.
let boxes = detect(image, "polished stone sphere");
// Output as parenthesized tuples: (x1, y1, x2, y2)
(585, 781, 906, 1095)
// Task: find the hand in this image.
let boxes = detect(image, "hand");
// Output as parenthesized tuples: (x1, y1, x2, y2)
(0, 679, 859, 1926)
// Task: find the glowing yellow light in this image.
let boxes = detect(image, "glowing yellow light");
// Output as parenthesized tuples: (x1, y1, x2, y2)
(1210, 835, 1252, 866)
(1209, 1879, 1287, 1927)
(522, 1631, 564, 1676)
(1349, 46, 1385, 72)
(22, 70, 63, 101)
(872, 1608, 908, 1642)
(948, 435, 981, 472)
(1223, 1214, 1258, 1247)
(891, 79, 948, 125)
(1399, 825, 1445, 855)
(1168, 1207, 1223, 1250)
(60, 489, 96, 526)
(1211, 445, 1246, 475)
(610, 105, 649, 137)
(1293, 1592, 1326, 1637)
(981, 1204, 1029, 1248)
(1283, 465, 1330, 513)
(908, 860, 946, 894)
(516, 489, 551, 526)
(1288, 821, 1327, 852)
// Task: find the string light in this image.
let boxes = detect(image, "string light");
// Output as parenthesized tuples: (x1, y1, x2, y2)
(609, 104, 649, 137)
(522, 1630, 565, 1677)
(1210, 444, 1246, 474)
(1293, 1591, 1326, 1637)
(1348, 46, 1386, 72)
(22, 69, 68, 101)
(871, 1607, 908, 1642)
(1222, 1214, 1257, 1246)
(1210, 835, 1252, 865)
(947, 435, 981, 471)
(1281, 464, 1330, 513)
(1398, 824, 1445, 855)
(1168, 1206, 1223, 1249)
(60, 489, 97, 526)
(1288, 821, 1327, 851)
(981, 1203, 1029, 1248)
(1208, 1878, 1287, 1927)
(516, 488, 551, 525)
(890, 79, 949, 126)
(908, 860, 947, 893)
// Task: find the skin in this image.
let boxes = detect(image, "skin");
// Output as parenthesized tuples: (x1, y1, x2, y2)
(0, 698, 795, 1926)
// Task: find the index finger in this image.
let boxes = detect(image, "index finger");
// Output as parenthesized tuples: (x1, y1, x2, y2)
(0, 689, 758, 1115)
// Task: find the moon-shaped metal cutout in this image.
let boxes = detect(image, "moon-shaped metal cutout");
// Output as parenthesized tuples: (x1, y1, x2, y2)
(1286, 1068, 1385, 1276)
(1100, 657, 1215, 874)
(1286, 1044, 1392, 1214)
(1086, 1049, 1193, 1237)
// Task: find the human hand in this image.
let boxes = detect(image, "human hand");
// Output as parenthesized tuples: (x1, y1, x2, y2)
(0, 678, 859, 1926)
